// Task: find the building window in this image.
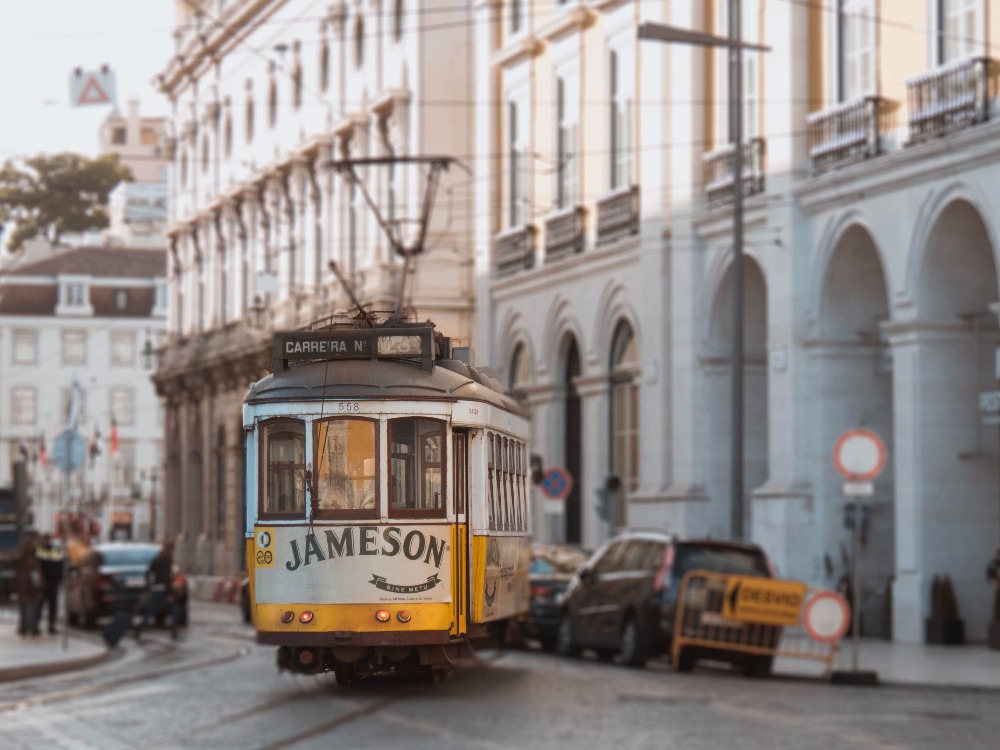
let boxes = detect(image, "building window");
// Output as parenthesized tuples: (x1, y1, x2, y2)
(63, 282, 87, 306)
(319, 39, 330, 91)
(140, 125, 159, 146)
(201, 133, 210, 173)
(110, 387, 135, 426)
(609, 47, 634, 189)
(510, 0, 524, 34)
(610, 321, 639, 493)
(180, 147, 188, 187)
(839, 0, 876, 101)
(12, 331, 37, 365)
(112, 442, 135, 487)
(223, 105, 233, 158)
(216, 425, 226, 535)
(555, 75, 578, 208)
(245, 80, 255, 142)
(114, 289, 128, 310)
(11, 386, 37, 425)
(110, 332, 135, 367)
(62, 330, 87, 365)
(508, 99, 528, 227)
(940, 0, 982, 63)
(354, 15, 365, 69)
(111, 126, 126, 145)
(268, 75, 278, 128)
(509, 342, 532, 404)
(292, 58, 303, 110)
(393, 0, 404, 41)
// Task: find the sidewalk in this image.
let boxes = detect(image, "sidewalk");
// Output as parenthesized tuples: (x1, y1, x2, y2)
(0, 607, 109, 683)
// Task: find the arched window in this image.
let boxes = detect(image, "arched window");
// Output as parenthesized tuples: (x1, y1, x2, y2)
(223, 99, 232, 158)
(180, 146, 188, 187)
(292, 41, 303, 109)
(201, 133, 210, 173)
(319, 39, 330, 92)
(610, 320, 639, 493)
(354, 14, 365, 69)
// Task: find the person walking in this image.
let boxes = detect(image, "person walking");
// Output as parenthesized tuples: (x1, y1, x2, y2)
(14, 539, 44, 637)
(134, 541, 179, 641)
(35, 534, 64, 634)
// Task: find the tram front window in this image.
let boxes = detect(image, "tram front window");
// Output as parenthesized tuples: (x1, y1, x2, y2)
(389, 418, 445, 517)
(314, 417, 377, 516)
(260, 419, 305, 518)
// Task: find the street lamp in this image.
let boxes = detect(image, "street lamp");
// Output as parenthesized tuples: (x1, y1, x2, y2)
(141, 330, 158, 370)
(638, 6, 770, 540)
(247, 292, 268, 330)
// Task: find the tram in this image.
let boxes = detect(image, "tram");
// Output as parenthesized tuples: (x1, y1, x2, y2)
(242, 321, 531, 682)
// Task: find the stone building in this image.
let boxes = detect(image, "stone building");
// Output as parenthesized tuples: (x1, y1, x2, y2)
(475, 0, 1000, 643)
(153, 0, 477, 581)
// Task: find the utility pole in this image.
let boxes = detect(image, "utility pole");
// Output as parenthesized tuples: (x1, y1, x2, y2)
(639, 5, 768, 540)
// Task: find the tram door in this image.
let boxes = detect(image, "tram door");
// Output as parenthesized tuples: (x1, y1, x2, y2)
(453, 430, 469, 634)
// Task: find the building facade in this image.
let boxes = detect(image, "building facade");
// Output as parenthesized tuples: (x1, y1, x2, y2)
(476, 0, 1000, 644)
(0, 247, 168, 541)
(153, 0, 477, 580)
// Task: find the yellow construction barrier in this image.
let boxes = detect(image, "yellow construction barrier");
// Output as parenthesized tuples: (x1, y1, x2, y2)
(671, 570, 849, 674)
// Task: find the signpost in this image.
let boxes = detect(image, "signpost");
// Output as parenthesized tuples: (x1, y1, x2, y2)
(832, 428, 885, 685)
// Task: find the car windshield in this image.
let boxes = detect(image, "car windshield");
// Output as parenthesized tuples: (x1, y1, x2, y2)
(99, 547, 158, 567)
(674, 545, 769, 579)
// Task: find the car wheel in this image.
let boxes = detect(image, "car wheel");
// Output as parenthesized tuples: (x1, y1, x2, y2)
(674, 647, 696, 673)
(555, 614, 581, 658)
(741, 655, 773, 679)
(619, 615, 649, 668)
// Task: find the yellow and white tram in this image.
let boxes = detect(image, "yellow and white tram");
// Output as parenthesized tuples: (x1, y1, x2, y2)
(243, 322, 531, 682)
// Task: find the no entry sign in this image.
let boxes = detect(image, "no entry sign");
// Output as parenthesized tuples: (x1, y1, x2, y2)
(833, 429, 887, 482)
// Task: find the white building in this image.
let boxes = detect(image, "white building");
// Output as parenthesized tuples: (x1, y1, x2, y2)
(0, 246, 168, 541)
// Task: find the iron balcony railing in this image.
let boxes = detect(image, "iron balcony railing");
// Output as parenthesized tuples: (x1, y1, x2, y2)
(906, 57, 990, 144)
(544, 205, 586, 261)
(595, 185, 640, 244)
(494, 224, 537, 276)
(702, 137, 766, 206)
(807, 97, 883, 172)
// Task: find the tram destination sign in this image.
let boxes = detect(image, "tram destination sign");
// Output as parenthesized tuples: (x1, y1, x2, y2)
(272, 327, 438, 372)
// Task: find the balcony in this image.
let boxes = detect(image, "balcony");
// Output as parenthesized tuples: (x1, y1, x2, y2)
(702, 137, 766, 206)
(596, 186, 640, 244)
(494, 225, 537, 276)
(906, 57, 991, 144)
(807, 97, 883, 173)
(544, 206, 586, 261)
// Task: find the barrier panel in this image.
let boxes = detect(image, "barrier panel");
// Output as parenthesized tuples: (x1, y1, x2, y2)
(671, 570, 848, 675)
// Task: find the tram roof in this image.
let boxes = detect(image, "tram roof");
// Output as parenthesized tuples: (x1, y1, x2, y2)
(244, 357, 523, 413)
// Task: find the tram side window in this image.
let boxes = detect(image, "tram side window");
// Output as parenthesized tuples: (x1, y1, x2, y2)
(389, 418, 445, 516)
(260, 419, 306, 517)
(454, 432, 468, 515)
(314, 417, 377, 517)
(487, 433, 496, 530)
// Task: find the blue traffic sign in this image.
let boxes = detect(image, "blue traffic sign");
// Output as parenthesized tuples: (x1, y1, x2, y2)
(540, 466, 573, 500)
(52, 429, 86, 473)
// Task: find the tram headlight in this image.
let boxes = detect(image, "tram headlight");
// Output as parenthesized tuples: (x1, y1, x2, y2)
(396, 610, 411, 623)
(375, 609, 391, 623)
(299, 611, 314, 624)
(281, 611, 295, 624)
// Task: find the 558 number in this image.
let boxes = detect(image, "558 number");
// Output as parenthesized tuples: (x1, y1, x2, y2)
(338, 402, 360, 412)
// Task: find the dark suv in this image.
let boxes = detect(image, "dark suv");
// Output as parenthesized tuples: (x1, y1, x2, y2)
(555, 529, 775, 674)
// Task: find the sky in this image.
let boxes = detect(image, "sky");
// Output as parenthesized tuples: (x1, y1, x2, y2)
(0, 1, 177, 160)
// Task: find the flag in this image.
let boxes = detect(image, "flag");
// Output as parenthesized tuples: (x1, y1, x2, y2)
(38, 435, 47, 468)
(110, 419, 119, 456)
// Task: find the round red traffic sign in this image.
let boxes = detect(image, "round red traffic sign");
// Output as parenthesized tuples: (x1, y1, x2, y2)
(833, 428, 887, 481)
(802, 590, 851, 643)
(540, 466, 573, 500)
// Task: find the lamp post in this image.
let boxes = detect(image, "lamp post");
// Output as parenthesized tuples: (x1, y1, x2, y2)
(638, 5, 769, 540)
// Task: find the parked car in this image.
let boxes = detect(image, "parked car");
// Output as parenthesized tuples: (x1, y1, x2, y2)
(510, 545, 589, 650)
(65, 542, 189, 629)
(555, 529, 776, 676)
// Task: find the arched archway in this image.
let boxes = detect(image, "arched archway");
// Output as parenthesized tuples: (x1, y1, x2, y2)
(893, 198, 1000, 642)
(562, 335, 582, 544)
(705, 256, 768, 539)
(816, 224, 894, 635)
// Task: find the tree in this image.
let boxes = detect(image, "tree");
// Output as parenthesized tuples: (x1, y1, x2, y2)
(0, 152, 132, 253)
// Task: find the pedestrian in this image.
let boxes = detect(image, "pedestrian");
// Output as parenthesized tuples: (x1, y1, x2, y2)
(134, 541, 179, 641)
(35, 534, 64, 634)
(14, 539, 44, 637)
